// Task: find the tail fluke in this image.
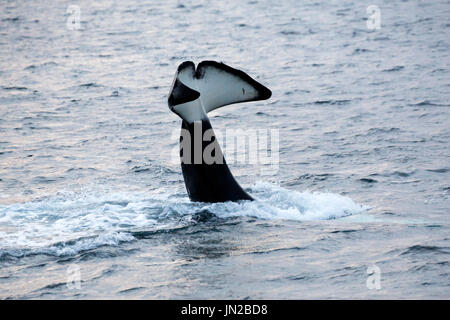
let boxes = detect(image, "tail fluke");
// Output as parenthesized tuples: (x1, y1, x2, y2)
(168, 61, 271, 122)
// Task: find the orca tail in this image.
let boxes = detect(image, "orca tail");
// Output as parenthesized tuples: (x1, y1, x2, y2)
(168, 61, 272, 122)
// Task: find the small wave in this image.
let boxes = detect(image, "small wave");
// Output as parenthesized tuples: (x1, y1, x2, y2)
(24, 62, 58, 71)
(360, 178, 377, 184)
(426, 168, 449, 173)
(366, 127, 400, 135)
(65, 167, 99, 173)
(280, 30, 302, 36)
(401, 245, 450, 256)
(391, 170, 415, 178)
(410, 100, 449, 107)
(130, 162, 176, 174)
(383, 66, 404, 72)
(1, 86, 28, 91)
(78, 83, 102, 88)
(313, 99, 351, 105)
(247, 246, 306, 255)
(352, 48, 371, 54)
(284, 173, 333, 186)
(2, 17, 20, 22)
(330, 229, 360, 234)
(118, 287, 146, 294)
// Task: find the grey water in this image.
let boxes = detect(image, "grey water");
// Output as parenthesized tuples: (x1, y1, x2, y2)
(0, 0, 449, 299)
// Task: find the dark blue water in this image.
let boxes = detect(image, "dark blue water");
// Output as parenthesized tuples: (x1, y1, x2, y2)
(0, 0, 449, 299)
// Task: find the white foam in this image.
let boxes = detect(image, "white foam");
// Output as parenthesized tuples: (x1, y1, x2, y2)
(202, 181, 368, 221)
(0, 188, 160, 252)
(0, 182, 368, 256)
(29, 232, 135, 257)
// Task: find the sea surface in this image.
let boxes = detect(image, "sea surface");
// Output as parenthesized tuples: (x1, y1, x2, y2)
(0, 0, 449, 299)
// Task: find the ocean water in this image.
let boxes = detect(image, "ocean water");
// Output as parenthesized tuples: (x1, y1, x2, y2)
(0, 0, 449, 299)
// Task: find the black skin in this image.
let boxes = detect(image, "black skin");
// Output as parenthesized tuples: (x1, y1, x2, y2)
(180, 119, 253, 203)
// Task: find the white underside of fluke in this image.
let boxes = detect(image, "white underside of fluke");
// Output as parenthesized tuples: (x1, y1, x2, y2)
(172, 63, 262, 123)
(172, 99, 208, 123)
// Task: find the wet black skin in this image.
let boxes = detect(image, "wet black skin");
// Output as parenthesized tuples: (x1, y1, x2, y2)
(180, 119, 253, 203)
